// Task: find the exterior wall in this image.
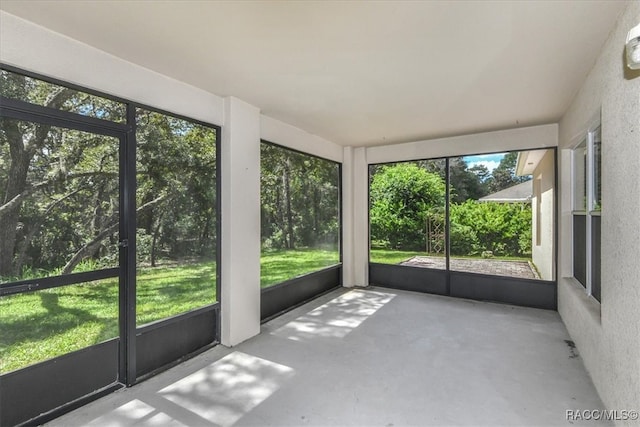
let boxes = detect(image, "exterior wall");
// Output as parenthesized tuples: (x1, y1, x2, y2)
(366, 124, 557, 164)
(532, 150, 555, 281)
(260, 115, 343, 163)
(557, 2, 640, 422)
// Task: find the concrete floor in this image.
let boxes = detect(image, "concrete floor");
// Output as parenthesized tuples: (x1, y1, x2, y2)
(51, 287, 608, 426)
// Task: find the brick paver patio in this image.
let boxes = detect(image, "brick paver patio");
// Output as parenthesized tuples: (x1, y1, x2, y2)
(400, 256, 539, 280)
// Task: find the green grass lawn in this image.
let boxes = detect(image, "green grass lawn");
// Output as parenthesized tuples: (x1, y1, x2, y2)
(0, 249, 339, 373)
(260, 248, 339, 287)
(369, 249, 442, 264)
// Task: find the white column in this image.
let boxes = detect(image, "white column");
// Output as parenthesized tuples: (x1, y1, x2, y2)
(342, 146, 368, 287)
(342, 147, 355, 287)
(220, 96, 261, 346)
(352, 147, 369, 287)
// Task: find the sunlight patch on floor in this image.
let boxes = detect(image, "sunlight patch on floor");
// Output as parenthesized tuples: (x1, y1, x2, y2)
(85, 399, 187, 427)
(271, 289, 395, 341)
(156, 351, 294, 427)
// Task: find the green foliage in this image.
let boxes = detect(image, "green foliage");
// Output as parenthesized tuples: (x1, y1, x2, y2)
(449, 222, 480, 255)
(136, 108, 218, 265)
(0, 71, 218, 280)
(369, 160, 533, 259)
(448, 157, 490, 202)
(370, 163, 445, 250)
(0, 70, 126, 122)
(260, 144, 339, 251)
(370, 249, 443, 265)
(487, 152, 530, 193)
(450, 201, 532, 257)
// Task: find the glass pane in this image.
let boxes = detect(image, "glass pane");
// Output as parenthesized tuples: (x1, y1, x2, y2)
(591, 216, 601, 301)
(0, 278, 118, 374)
(0, 69, 126, 123)
(450, 150, 549, 280)
(260, 144, 340, 287)
(592, 126, 601, 211)
(573, 140, 587, 211)
(135, 108, 217, 326)
(0, 118, 119, 283)
(369, 159, 446, 268)
(573, 215, 587, 288)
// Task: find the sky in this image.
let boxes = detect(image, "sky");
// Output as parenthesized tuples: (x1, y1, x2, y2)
(464, 153, 505, 173)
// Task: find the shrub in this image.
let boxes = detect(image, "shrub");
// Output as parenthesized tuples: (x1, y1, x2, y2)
(450, 201, 531, 257)
(370, 164, 445, 250)
(449, 223, 479, 255)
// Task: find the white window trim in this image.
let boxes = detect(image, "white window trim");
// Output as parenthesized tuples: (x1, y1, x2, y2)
(570, 119, 601, 301)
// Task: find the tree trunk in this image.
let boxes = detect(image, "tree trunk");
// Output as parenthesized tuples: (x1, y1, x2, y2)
(61, 221, 119, 274)
(0, 119, 31, 276)
(13, 188, 84, 274)
(0, 83, 74, 277)
(283, 157, 295, 249)
(200, 215, 211, 254)
(150, 212, 164, 267)
(275, 187, 287, 249)
(61, 195, 165, 274)
(313, 188, 320, 243)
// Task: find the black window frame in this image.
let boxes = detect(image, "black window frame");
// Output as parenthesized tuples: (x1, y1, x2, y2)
(0, 63, 221, 396)
(259, 139, 343, 284)
(368, 148, 556, 278)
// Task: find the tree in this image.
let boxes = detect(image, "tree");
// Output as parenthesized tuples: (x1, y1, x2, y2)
(0, 72, 77, 276)
(448, 157, 489, 202)
(469, 164, 491, 183)
(0, 71, 126, 278)
(0, 69, 218, 280)
(370, 163, 445, 250)
(135, 109, 218, 266)
(488, 152, 530, 193)
(260, 144, 340, 252)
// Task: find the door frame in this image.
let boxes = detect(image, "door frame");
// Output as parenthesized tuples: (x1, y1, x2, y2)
(1, 64, 222, 426)
(0, 99, 132, 426)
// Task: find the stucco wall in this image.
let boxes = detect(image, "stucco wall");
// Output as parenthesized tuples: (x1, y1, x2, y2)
(366, 124, 558, 164)
(532, 150, 555, 281)
(557, 2, 640, 422)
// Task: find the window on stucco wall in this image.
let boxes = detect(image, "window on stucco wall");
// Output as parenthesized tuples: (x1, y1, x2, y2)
(572, 125, 601, 302)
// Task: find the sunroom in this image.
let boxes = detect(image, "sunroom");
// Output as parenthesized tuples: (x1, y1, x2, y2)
(0, 1, 638, 426)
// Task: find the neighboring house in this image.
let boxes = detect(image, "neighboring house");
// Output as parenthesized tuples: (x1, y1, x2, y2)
(516, 149, 555, 281)
(479, 180, 532, 203)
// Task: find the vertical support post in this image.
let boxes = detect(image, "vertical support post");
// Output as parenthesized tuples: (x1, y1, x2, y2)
(120, 104, 137, 385)
(353, 147, 369, 287)
(341, 147, 355, 287)
(445, 157, 451, 294)
(220, 97, 261, 346)
(341, 146, 368, 287)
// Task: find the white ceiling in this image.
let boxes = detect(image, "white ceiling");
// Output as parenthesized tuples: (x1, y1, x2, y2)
(0, 1, 627, 147)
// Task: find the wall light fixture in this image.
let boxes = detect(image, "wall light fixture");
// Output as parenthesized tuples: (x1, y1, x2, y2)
(626, 22, 640, 70)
